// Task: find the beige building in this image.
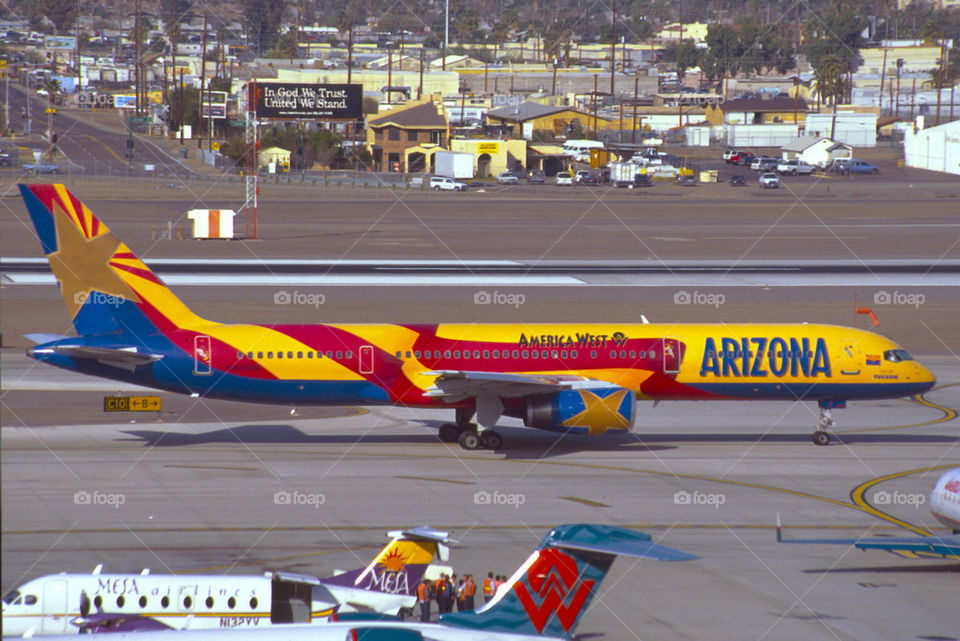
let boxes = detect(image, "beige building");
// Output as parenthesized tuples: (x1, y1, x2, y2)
(275, 69, 459, 100)
(450, 138, 528, 177)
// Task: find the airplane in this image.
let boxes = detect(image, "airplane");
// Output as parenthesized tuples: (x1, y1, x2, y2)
(1, 527, 454, 636)
(776, 467, 960, 559)
(22, 523, 697, 641)
(18, 184, 937, 449)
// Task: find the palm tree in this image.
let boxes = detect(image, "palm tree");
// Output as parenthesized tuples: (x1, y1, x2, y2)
(42, 79, 62, 160)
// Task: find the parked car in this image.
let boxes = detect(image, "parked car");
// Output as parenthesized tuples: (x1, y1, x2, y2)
(758, 157, 778, 172)
(723, 149, 739, 162)
(631, 174, 653, 188)
(750, 156, 776, 172)
(830, 158, 851, 173)
(527, 169, 545, 184)
(573, 169, 600, 184)
(729, 174, 746, 186)
(759, 172, 780, 188)
(736, 153, 756, 166)
(725, 149, 746, 163)
(776, 158, 815, 175)
(496, 171, 520, 184)
(429, 176, 467, 191)
(677, 174, 697, 186)
(24, 162, 61, 175)
(843, 159, 880, 175)
(555, 171, 573, 185)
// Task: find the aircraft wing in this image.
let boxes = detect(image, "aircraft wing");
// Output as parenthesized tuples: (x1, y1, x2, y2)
(422, 370, 608, 401)
(776, 517, 960, 559)
(29, 344, 164, 372)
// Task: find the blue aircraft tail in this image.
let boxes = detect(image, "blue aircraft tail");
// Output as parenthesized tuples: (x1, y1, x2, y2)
(440, 524, 695, 639)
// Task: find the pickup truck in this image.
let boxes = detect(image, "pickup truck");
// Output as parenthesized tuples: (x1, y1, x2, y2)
(776, 159, 814, 175)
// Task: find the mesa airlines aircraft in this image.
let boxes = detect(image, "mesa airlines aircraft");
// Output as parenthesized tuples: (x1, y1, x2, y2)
(1, 527, 453, 636)
(777, 467, 960, 559)
(19, 184, 936, 449)
(25, 524, 696, 641)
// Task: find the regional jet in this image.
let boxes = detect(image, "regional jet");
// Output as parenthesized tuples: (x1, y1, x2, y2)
(14, 524, 695, 641)
(1, 527, 453, 636)
(19, 185, 936, 449)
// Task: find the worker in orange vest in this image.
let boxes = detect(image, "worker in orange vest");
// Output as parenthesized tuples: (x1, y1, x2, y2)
(417, 579, 432, 622)
(494, 574, 504, 593)
(482, 571, 494, 603)
(462, 574, 477, 611)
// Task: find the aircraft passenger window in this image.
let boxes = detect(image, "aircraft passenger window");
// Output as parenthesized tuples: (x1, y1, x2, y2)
(161, 596, 169, 609)
(483, 350, 490, 358)
(590, 350, 597, 359)
(531, 351, 539, 359)
(257, 352, 263, 359)
(521, 350, 529, 359)
(94, 596, 103, 608)
(228, 597, 236, 609)
(396, 351, 402, 358)
(183, 596, 192, 609)
(326, 351, 333, 358)
(248, 352, 254, 359)
(346, 351, 353, 359)
(630, 351, 636, 359)
(267, 352, 273, 358)
(139, 596, 147, 608)
(288, 352, 294, 359)
(473, 350, 480, 359)
(551, 350, 558, 358)
(297, 352, 303, 359)
(620, 350, 627, 358)
(206, 597, 214, 608)
(540, 350, 547, 359)
(25, 595, 37, 606)
(250, 597, 258, 609)
(610, 350, 617, 358)
(445, 350, 452, 358)
(415, 351, 422, 358)
(561, 350, 568, 359)
(492, 350, 499, 358)
(512, 350, 519, 358)
(307, 352, 313, 359)
(237, 351, 243, 359)
(336, 351, 343, 359)
(116, 596, 125, 607)
(649, 351, 656, 359)
(406, 351, 412, 358)
(571, 350, 578, 358)
(278, 352, 283, 359)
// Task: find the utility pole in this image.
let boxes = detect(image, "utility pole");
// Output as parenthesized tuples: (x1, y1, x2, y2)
(387, 45, 392, 105)
(179, 67, 184, 144)
(592, 74, 598, 138)
(134, 0, 141, 115)
(895, 58, 902, 118)
(347, 23, 353, 84)
(198, 13, 207, 149)
(443, 0, 449, 70)
(418, 47, 423, 99)
(75, 0, 81, 95)
(935, 36, 945, 126)
(169, 0, 177, 140)
(632, 75, 638, 144)
(610, 0, 616, 97)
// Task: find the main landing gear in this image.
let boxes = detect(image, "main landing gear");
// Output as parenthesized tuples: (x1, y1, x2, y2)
(812, 406, 835, 446)
(437, 409, 503, 450)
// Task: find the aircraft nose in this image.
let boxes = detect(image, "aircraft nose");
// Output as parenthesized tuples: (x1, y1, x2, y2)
(915, 362, 936, 392)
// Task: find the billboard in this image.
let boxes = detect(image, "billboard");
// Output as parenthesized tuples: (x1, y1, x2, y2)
(253, 83, 362, 120)
(45, 36, 77, 50)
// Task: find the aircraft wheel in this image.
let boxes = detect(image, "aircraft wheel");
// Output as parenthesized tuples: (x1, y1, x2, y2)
(480, 430, 503, 450)
(811, 431, 831, 446)
(458, 429, 481, 450)
(438, 423, 460, 443)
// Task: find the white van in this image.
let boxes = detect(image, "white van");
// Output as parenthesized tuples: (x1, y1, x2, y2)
(562, 139, 604, 163)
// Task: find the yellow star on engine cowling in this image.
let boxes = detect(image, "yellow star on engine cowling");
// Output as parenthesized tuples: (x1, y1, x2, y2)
(561, 389, 631, 435)
(48, 201, 140, 319)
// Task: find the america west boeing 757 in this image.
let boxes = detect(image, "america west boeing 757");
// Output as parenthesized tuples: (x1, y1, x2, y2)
(19, 184, 936, 449)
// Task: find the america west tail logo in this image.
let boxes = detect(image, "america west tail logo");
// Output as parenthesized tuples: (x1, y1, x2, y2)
(513, 548, 595, 634)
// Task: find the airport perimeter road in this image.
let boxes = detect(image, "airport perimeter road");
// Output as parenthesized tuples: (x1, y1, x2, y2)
(2, 354, 958, 641)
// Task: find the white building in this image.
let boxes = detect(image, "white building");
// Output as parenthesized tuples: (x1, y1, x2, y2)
(780, 137, 853, 168)
(804, 112, 877, 147)
(902, 118, 960, 176)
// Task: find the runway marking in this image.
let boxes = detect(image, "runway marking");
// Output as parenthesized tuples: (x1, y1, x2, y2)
(848, 464, 958, 536)
(394, 474, 473, 485)
(835, 389, 958, 434)
(559, 496, 610, 508)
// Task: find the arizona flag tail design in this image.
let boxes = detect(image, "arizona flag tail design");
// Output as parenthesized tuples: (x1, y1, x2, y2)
(441, 524, 696, 639)
(19, 183, 207, 337)
(322, 527, 454, 598)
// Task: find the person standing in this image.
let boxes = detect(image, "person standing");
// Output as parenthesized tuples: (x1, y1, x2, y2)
(483, 571, 494, 604)
(417, 579, 432, 622)
(456, 577, 466, 612)
(463, 574, 476, 611)
(435, 574, 454, 614)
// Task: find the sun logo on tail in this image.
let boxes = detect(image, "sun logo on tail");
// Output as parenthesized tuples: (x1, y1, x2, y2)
(513, 548, 595, 633)
(377, 548, 408, 572)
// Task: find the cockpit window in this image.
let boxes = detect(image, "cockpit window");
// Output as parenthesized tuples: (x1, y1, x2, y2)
(2, 590, 21, 605)
(884, 349, 914, 363)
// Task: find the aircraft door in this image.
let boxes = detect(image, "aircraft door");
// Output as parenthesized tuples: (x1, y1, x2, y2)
(663, 337, 681, 374)
(840, 339, 860, 375)
(41, 580, 68, 634)
(193, 335, 212, 375)
(359, 345, 374, 375)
